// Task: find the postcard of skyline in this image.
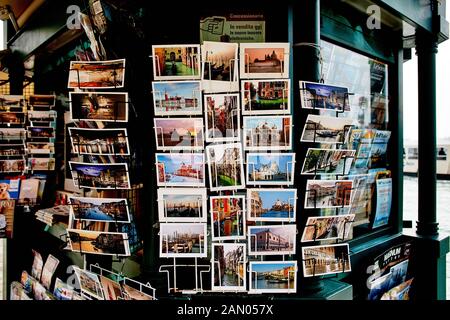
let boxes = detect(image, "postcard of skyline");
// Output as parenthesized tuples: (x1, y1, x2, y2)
(304, 82, 348, 97)
(256, 190, 295, 209)
(164, 194, 200, 204)
(305, 115, 353, 130)
(157, 154, 203, 173)
(246, 48, 285, 62)
(204, 42, 236, 59)
(249, 154, 292, 172)
(70, 163, 124, 176)
(306, 179, 352, 189)
(153, 81, 200, 98)
(69, 197, 126, 206)
(154, 118, 201, 135)
(160, 223, 205, 235)
(245, 117, 285, 128)
(252, 262, 296, 273)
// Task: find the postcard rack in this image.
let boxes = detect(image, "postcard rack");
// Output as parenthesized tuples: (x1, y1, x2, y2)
(69, 66, 126, 90)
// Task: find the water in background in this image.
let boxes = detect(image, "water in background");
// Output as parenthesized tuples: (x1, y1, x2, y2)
(403, 176, 450, 299)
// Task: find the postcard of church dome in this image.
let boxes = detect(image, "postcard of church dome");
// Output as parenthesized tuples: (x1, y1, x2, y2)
(69, 92, 128, 122)
(304, 179, 353, 209)
(68, 196, 131, 223)
(69, 162, 131, 190)
(210, 195, 246, 240)
(69, 128, 130, 156)
(301, 214, 355, 243)
(152, 81, 202, 116)
(159, 223, 207, 258)
(152, 45, 201, 81)
(240, 43, 290, 79)
(241, 79, 290, 115)
(299, 81, 350, 111)
(157, 188, 207, 222)
(247, 188, 297, 222)
(153, 118, 204, 151)
(155, 153, 205, 187)
(249, 261, 297, 294)
(301, 148, 355, 176)
(68, 59, 126, 89)
(248, 225, 296, 256)
(206, 143, 245, 191)
(67, 229, 130, 257)
(246, 153, 295, 185)
(243, 116, 292, 151)
(204, 93, 240, 142)
(302, 243, 351, 277)
(211, 243, 247, 292)
(201, 41, 239, 93)
(301, 115, 354, 145)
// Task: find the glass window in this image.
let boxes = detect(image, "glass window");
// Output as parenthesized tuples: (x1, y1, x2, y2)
(437, 147, 447, 161)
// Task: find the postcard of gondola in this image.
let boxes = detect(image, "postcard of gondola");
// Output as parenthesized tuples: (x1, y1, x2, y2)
(210, 195, 246, 240)
(240, 43, 290, 79)
(302, 243, 351, 277)
(72, 266, 105, 300)
(155, 153, 205, 187)
(0, 112, 26, 125)
(28, 95, 56, 108)
(299, 81, 350, 111)
(152, 81, 202, 116)
(69, 162, 131, 189)
(301, 115, 353, 144)
(247, 188, 296, 222)
(243, 116, 292, 151)
(305, 179, 353, 209)
(68, 196, 130, 223)
(206, 143, 245, 191)
(212, 243, 246, 292)
(69, 92, 128, 122)
(246, 153, 295, 185)
(248, 225, 296, 256)
(26, 142, 54, 154)
(159, 223, 207, 258)
(67, 229, 130, 257)
(301, 214, 355, 242)
(201, 41, 239, 93)
(68, 59, 126, 89)
(152, 45, 201, 80)
(301, 148, 355, 175)
(241, 79, 290, 115)
(154, 118, 204, 151)
(157, 188, 207, 222)
(69, 128, 130, 156)
(205, 93, 240, 142)
(249, 261, 297, 294)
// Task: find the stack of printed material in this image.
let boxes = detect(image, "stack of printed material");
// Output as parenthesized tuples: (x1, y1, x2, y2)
(35, 205, 70, 226)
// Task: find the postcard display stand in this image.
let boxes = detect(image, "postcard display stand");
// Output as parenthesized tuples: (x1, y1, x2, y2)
(151, 42, 298, 295)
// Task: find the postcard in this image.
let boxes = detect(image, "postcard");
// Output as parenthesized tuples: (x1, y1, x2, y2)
(29, 158, 55, 171)
(69, 162, 131, 189)
(302, 243, 351, 277)
(68, 59, 126, 89)
(73, 266, 105, 300)
(0, 128, 26, 140)
(53, 278, 74, 300)
(69, 196, 130, 223)
(372, 178, 392, 228)
(247, 188, 296, 222)
(69, 128, 130, 155)
(27, 142, 55, 154)
(21, 270, 36, 294)
(305, 179, 353, 208)
(249, 261, 297, 294)
(248, 225, 296, 256)
(246, 153, 295, 185)
(157, 188, 207, 222)
(370, 130, 391, 168)
(31, 249, 43, 280)
(301, 214, 355, 242)
(243, 116, 292, 150)
(241, 79, 290, 115)
(41, 254, 60, 289)
(0, 144, 26, 157)
(69, 92, 128, 122)
(201, 41, 239, 93)
(10, 281, 32, 300)
(210, 195, 246, 240)
(152, 81, 202, 116)
(159, 223, 207, 258)
(121, 283, 154, 300)
(0, 95, 25, 109)
(19, 178, 40, 201)
(0, 179, 20, 199)
(33, 281, 55, 300)
(204, 93, 240, 142)
(0, 159, 25, 173)
(27, 110, 57, 121)
(0, 200, 15, 238)
(68, 229, 130, 256)
(211, 243, 246, 292)
(154, 118, 204, 151)
(299, 81, 350, 111)
(0, 112, 26, 124)
(27, 126, 55, 139)
(301, 115, 353, 144)
(152, 45, 201, 80)
(29, 95, 56, 108)
(301, 148, 355, 175)
(206, 143, 245, 191)
(100, 275, 122, 300)
(240, 43, 289, 79)
(155, 153, 205, 187)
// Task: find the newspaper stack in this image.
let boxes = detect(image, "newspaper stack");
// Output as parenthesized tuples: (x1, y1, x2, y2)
(35, 205, 70, 226)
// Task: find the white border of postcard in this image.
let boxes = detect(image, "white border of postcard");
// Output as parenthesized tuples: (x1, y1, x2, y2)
(159, 223, 207, 258)
(248, 225, 296, 256)
(68, 196, 131, 223)
(211, 243, 247, 292)
(210, 195, 246, 241)
(69, 92, 128, 122)
(301, 243, 351, 277)
(246, 152, 295, 186)
(300, 114, 353, 144)
(68, 127, 130, 156)
(301, 214, 355, 243)
(240, 43, 290, 79)
(152, 44, 201, 80)
(68, 59, 126, 89)
(246, 188, 297, 222)
(243, 115, 292, 151)
(155, 152, 205, 187)
(249, 261, 297, 294)
(241, 79, 291, 115)
(152, 80, 202, 116)
(157, 188, 207, 222)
